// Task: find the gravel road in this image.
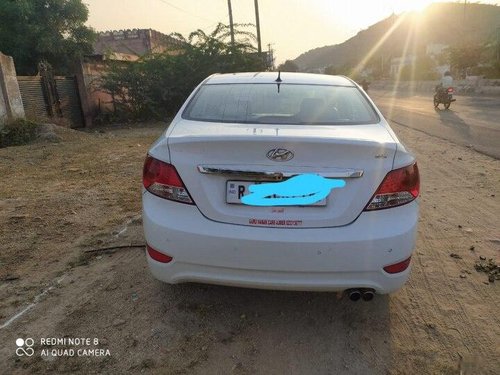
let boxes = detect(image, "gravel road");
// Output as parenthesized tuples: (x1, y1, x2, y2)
(0, 109, 498, 374)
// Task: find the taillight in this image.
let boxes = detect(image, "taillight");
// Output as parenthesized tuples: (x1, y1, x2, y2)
(383, 256, 411, 274)
(447, 87, 453, 93)
(143, 155, 194, 204)
(364, 163, 419, 211)
(146, 244, 173, 263)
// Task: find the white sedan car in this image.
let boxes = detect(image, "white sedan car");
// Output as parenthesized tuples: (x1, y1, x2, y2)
(142, 72, 419, 300)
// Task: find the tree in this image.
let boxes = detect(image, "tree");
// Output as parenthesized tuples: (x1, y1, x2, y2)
(277, 60, 299, 72)
(399, 55, 439, 81)
(446, 45, 484, 78)
(102, 23, 267, 120)
(324, 65, 337, 75)
(324, 63, 354, 77)
(0, 0, 95, 75)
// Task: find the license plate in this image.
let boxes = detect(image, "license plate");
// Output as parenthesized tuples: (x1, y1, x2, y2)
(226, 180, 327, 206)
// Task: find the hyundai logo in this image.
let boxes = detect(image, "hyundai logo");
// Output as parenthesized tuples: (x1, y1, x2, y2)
(266, 148, 294, 162)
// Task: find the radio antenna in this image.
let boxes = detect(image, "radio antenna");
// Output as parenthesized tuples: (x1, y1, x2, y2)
(275, 71, 282, 93)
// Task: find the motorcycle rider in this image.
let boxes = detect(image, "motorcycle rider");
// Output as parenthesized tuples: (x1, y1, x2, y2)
(361, 79, 370, 91)
(436, 71, 453, 97)
(441, 71, 453, 89)
(434, 70, 456, 109)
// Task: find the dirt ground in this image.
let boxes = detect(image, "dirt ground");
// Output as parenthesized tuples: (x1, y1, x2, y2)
(0, 120, 498, 374)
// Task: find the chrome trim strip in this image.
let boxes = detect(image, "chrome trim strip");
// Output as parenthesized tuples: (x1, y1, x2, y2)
(197, 166, 363, 180)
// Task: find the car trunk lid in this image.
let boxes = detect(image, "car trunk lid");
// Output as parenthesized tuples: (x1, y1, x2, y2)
(164, 120, 397, 228)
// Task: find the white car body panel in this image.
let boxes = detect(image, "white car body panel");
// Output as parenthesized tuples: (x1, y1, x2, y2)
(143, 193, 417, 293)
(142, 72, 419, 293)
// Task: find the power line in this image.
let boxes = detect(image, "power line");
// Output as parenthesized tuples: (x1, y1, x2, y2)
(155, 0, 215, 23)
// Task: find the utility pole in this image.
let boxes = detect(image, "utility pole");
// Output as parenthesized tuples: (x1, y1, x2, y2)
(497, 27, 500, 61)
(267, 43, 275, 70)
(227, 0, 235, 47)
(254, 0, 262, 54)
(463, 0, 467, 38)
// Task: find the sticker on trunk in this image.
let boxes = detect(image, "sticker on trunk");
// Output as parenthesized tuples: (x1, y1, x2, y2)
(249, 219, 303, 227)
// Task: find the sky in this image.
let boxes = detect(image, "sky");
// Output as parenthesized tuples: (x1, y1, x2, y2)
(84, 0, 500, 64)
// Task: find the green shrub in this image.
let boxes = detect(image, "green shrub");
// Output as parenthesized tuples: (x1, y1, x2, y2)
(101, 23, 268, 121)
(0, 119, 39, 148)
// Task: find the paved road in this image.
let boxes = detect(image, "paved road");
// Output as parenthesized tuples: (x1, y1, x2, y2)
(370, 91, 500, 159)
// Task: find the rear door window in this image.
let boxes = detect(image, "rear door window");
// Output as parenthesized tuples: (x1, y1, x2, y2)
(183, 83, 379, 125)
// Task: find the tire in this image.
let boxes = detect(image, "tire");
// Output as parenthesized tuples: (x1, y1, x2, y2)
(434, 97, 439, 108)
(444, 102, 450, 110)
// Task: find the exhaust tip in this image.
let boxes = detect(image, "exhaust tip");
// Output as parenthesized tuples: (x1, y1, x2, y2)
(347, 289, 361, 302)
(362, 290, 375, 301)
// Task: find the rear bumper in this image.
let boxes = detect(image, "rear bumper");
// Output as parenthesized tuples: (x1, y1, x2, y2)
(143, 192, 418, 293)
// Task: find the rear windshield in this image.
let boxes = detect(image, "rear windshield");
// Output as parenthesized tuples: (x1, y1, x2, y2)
(182, 83, 379, 125)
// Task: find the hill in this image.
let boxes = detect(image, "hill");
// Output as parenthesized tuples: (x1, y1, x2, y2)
(293, 2, 500, 71)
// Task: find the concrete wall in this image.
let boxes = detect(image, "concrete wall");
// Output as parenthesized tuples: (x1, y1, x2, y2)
(0, 52, 25, 126)
(80, 58, 119, 120)
(0, 76, 6, 124)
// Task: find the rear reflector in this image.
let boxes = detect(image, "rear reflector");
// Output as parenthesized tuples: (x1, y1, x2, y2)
(383, 256, 411, 274)
(365, 163, 419, 211)
(143, 155, 194, 204)
(146, 244, 173, 263)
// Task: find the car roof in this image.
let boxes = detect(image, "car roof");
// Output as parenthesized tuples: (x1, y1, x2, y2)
(204, 72, 356, 86)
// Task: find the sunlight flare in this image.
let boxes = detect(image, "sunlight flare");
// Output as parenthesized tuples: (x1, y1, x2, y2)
(349, 13, 408, 79)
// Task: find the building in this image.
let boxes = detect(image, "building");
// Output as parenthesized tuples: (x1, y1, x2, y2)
(425, 43, 448, 59)
(94, 29, 180, 57)
(83, 29, 183, 121)
(425, 43, 450, 78)
(390, 55, 417, 78)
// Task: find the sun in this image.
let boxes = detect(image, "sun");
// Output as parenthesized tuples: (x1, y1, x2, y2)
(393, 0, 436, 13)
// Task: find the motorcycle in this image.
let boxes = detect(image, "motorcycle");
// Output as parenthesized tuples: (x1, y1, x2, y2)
(433, 86, 456, 109)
